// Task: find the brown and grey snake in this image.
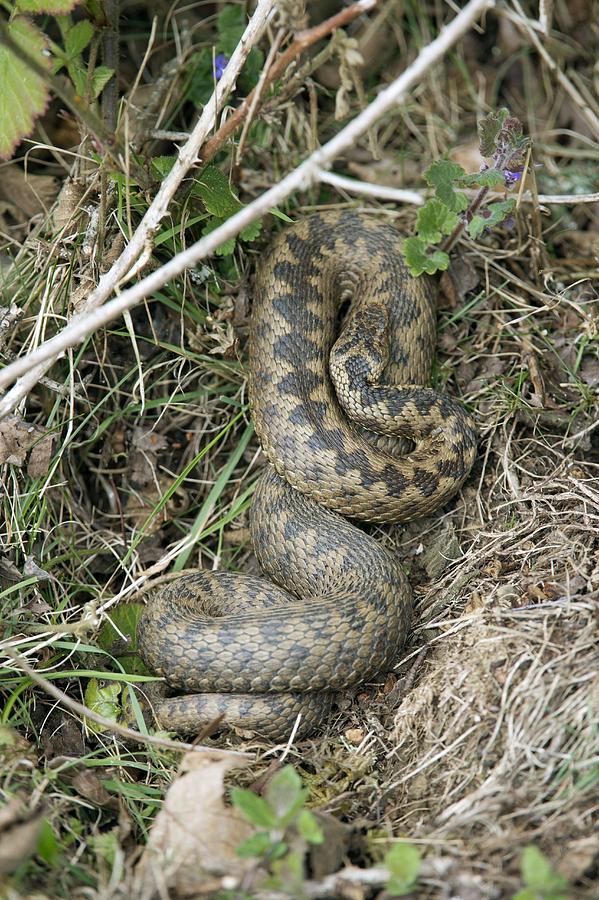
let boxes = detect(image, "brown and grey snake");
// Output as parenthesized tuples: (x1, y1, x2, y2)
(137, 211, 477, 740)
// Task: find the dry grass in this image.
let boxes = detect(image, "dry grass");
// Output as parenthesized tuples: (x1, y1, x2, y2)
(1, 1, 598, 897)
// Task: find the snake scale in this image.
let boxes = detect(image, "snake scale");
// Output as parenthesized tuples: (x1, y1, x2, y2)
(137, 211, 478, 740)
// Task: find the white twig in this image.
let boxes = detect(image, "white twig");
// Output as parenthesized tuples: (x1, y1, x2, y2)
(319, 170, 424, 204)
(0, 0, 493, 415)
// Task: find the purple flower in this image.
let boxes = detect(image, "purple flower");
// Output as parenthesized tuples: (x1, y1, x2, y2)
(503, 169, 523, 186)
(213, 53, 228, 80)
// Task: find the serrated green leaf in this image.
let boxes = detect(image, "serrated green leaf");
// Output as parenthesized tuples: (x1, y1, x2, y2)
(460, 168, 506, 188)
(478, 108, 509, 156)
(17, 0, 81, 11)
(520, 846, 569, 893)
(466, 199, 515, 239)
(231, 788, 277, 828)
(0, 18, 51, 161)
(416, 199, 458, 243)
(151, 156, 176, 178)
(202, 216, 236, 255)
(424, 159, 468, 212)
(68, 59, 87, 97)
(265, 765, 305, 823)
(236, 831, 273, 859)
(402, 237, 449, 277)
(195, 165, 242, 218)
(65, 19, 93, 58)
(240, 217, 262, 243)
(297, 810, 324, 844)
(91, 65, 114, 99)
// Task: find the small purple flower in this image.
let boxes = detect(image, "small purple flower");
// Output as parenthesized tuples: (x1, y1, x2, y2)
(213, 53, 228, 80)
(503, 169, 523, 186)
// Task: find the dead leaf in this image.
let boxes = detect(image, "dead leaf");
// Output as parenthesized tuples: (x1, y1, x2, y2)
(0, 166, 58, 224)
(0, 415, 54, 476)
(0, 797, 45, 875)
(439, 256, 479, 309)
(138, 751, 255, 896)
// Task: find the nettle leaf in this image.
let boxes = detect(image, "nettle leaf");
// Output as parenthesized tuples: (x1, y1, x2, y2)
(416, 199, 458, 244)
(201, 217, 235, 256)
(460, 168, 506, 188)
(478, 107, 509, 156)
(230, 787, 277, 828)
(240, 217, 262, 243)
(65, 19, 93, 58)
(467, 199, 515, 239)
(403, 237, 450, 277)
(0, 17, 51, 160)
(424, 160, 468, 212)
(16, 0, 81, 11)
(195, 165, 242, 218)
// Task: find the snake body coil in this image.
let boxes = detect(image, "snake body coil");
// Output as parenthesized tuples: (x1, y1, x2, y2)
(138, 211, 477, 739)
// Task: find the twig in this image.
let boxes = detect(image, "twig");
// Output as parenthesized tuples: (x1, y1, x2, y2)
(201, 0, 380, 164)
(235, 27, 286, 165)
(0, 0, 494, 415)
(0, 0, 277, 415)
(319, 171, 424, 205)
(3, 646, 250, 757)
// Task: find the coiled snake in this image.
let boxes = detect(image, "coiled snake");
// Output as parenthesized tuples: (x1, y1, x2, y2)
(137, 211, 477, 740)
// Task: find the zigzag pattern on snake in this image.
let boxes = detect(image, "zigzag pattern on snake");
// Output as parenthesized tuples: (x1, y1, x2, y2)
(137, 211, 478, 740)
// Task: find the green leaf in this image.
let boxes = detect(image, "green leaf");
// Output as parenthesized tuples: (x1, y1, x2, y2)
(230, 788, 277, 828)
(402, 237, 449, 277)
(217, 5, 245, 56)
(68, 59, 87, 97)
(513, 891, 536, 900)
(16, 0, 81, 12)
(385, 842, 421, 880)
(297, 810, 324, 844)
(195, 165, 242, 218)
(96, 602, 148, 675)
(479, 108, 509, 156)
(265, 766, 306, 824)
(201, 216, 236, 255)
(466, 199, 515, 239)
(236, 831, 273, 859)
(91, 65, 114, 99)
(240, 218, 262, 243)
(416, 199, 458, 244)
(65, 19, 93, 58)
(37, 819, 59, 865)
(424, 159, 468, 212)
(520, 846, 569, 894)
(0, 18, 51, 161)
(460, 168, 506, 188)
